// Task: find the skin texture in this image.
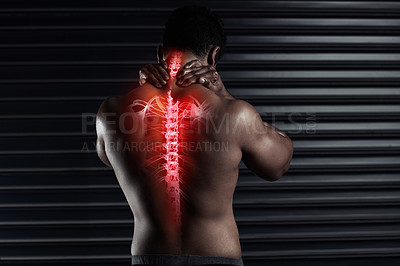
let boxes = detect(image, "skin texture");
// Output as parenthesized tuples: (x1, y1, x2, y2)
(96, 49, 294, 259)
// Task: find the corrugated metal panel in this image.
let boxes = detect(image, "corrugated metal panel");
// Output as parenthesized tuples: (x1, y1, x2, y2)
(0, 1, 399, 265)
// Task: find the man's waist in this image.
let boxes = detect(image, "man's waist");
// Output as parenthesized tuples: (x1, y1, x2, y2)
(131, 253, 244, 266)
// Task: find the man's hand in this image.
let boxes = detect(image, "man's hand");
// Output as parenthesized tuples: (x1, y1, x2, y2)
(139, 46, 235, 100)
(176, 59, 235, 100)
(139, 45, 170, 87)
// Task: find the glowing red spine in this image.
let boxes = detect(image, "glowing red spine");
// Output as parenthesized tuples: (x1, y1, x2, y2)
(164, 53, 182, 228)
(129, 51, 210, 232)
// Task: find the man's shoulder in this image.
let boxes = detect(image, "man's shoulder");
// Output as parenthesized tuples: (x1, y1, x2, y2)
(219, 99, 262, 137)
(98, 96, 121, 114)
(96, 96, 122, 133)
(224, 98, 258, 118)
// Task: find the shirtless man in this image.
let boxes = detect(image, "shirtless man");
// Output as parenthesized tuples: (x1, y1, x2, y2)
(96, 6, 293, 266)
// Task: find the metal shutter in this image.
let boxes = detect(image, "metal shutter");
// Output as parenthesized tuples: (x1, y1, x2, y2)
(0, 1, 399, 265)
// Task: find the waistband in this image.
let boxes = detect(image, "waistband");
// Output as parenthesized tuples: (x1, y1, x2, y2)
(131, 254, 244, 266)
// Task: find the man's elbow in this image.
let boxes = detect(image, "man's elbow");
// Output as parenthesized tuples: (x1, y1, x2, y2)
(277, 160, 292, 180)
(263, 167, 284, 182)
(268, 144, 293, 182)
(96, 138, 112, 168)
(257, 165, 285, 182)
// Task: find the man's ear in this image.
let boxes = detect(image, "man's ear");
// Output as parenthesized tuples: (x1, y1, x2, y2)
(157, 45, 164, 63)
(207, 46, 220, 67)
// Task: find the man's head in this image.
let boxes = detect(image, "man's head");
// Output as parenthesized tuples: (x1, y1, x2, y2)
(162, 5, 226, 67)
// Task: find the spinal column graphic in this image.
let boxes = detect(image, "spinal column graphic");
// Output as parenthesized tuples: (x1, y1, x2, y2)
(164, 90, 180, 226)
(164, 53, 182, 228)
(130, 52, 208, 231)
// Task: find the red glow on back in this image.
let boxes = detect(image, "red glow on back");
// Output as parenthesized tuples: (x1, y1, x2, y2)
(129, 50, 209, 233)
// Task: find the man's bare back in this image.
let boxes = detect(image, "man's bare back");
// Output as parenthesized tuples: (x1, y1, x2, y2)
(96, 52, 293, 261)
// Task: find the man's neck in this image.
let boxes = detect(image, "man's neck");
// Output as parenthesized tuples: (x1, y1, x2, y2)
(164, 49, 207, 78)
(166, 51, 184, 79)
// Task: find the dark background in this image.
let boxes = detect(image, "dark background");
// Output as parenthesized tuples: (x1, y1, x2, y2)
(1, 0, 400, 265)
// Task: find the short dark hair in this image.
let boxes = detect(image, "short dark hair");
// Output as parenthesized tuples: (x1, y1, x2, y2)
(163, 5, 226, 63)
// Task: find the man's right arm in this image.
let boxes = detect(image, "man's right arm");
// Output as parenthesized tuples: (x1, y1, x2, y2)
(232, 100, 294, 181)
(173, 60, 293, 180)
